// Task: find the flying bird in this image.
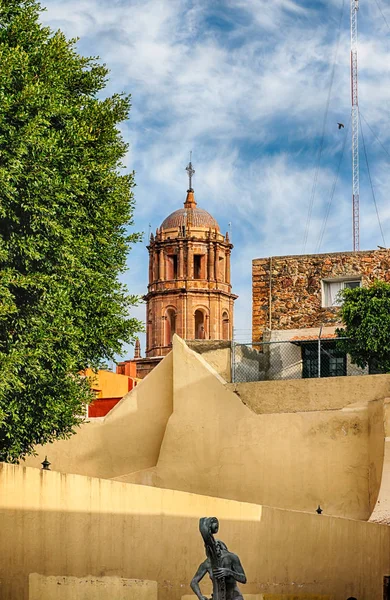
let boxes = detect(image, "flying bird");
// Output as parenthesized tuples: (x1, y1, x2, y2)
(337, 122, 345, 129)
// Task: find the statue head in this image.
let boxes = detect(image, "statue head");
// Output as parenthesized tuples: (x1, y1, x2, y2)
(209, 517, 219, 535)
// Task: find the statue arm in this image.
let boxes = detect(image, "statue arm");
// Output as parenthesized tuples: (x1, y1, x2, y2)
(190, 561, 209, 600)
(212, 554, 247, 584)
(228, 554, 247, 584)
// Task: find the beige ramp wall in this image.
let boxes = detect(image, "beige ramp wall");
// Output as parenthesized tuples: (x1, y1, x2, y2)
(228, 374, 390, 414)
(152, 337, 377, 520)
(24, 353, 173, 479)
(368, 399, 386, 515)
(1, 463, 390, 600)
(370, 398, 390, 523)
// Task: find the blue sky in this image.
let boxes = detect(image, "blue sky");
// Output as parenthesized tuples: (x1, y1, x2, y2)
(41, 0, 390, 352)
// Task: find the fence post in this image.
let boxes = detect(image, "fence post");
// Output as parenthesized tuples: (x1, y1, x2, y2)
(318, 327, 323, 378)
(231, 340, 235, 383)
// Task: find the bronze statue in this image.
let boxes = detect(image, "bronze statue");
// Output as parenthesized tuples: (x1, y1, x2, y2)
(190, 517, 246, 600)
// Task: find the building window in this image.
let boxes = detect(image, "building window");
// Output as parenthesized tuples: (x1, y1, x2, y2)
(322, 279, 361, 307)
(166, 255, 178, 280)
(164, 308, 176, 345)
(194, 255, 205, 279)
(222, 311, 229, 340)
(195, 309, 206, 339)
(302, 342, 347, 378)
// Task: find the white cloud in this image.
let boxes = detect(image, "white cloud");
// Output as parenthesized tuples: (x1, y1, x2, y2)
(40, 0, 390, 352)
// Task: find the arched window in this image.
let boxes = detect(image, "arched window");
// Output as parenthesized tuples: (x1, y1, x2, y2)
(195, 309, 206, 339)
(164, 308, 176, 346)
(166, 254, 178, 279)
(222, 311, 229, 340)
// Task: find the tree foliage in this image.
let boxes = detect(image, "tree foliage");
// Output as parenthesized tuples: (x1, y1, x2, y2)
(337, 280, 390, 373)
(0, 0, 142, 461)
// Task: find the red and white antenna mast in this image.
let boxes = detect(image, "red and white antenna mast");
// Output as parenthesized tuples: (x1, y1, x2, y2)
(351, 0, 360, 251)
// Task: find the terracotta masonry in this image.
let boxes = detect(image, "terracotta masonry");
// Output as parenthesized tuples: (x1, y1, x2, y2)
(252, 249, 390, 341)
(144, 188, 237, 358)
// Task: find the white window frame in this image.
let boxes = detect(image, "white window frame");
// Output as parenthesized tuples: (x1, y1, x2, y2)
(321, 277, 361, 308)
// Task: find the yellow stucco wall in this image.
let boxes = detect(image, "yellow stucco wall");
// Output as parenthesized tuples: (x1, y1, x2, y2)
(29, 574, 157, 600)
(369, 397, 390, 523)
(1, 463, 390, 600)
(24, 352, 173, 479)
(148, 337, 383, 520)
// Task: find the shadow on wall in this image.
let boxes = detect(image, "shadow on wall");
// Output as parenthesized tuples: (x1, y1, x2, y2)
(153, 336, 386, 521)
(1, 467, 389, 600)
(23, 352, 174, 480)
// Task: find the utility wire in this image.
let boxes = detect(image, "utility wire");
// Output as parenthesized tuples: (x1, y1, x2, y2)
(302, 0, 346, 253)
(374, 0, 390, 33)
(359, 112, 390, 162)
(316, 117, 351, 253)
(359, 113, 387, 248)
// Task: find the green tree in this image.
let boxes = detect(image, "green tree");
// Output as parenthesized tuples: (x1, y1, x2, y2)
(337, 280, 390, 373)
(0, 0, 142, 462)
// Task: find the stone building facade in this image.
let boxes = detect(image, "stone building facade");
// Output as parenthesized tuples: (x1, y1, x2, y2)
(252, 249, 390, 342)
(244, 249, 390, 381)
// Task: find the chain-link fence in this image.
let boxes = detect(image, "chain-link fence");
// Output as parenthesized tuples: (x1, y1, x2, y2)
(232, 338, 367, 383)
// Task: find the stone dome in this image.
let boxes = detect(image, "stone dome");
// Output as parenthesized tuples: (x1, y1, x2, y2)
(161, 207, 219, 230)
(160, 189, 219, 231)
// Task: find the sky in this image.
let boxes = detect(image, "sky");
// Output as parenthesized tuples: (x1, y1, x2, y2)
(40, 0, 390, 353)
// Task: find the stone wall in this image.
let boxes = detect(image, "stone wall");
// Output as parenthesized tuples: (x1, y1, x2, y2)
(252, 249, 390, 341)
(186, 340, 232, 381)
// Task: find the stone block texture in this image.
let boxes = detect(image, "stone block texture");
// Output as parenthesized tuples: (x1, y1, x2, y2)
(252, 249, 390, 341)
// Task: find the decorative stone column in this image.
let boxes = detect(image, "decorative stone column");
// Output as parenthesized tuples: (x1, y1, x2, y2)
(226, 249, 231, 284)
(188, 244, 193, 279)
(208, 242, 215, 281)
(214, 244, 219, 281)
(148, 247, 154, 284)
(179, 242, 184, 279)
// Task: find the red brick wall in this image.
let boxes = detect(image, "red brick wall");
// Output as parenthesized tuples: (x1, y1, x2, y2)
(252, 249, 390, 341)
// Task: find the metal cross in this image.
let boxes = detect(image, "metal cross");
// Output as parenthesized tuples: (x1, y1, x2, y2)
(185, 151, 195, 190)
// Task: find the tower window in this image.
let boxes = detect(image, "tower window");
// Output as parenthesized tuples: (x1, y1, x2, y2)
(194, 255, 205, 279)
(222, 311, 229, 340)
(166, 254, 178, 279)
(165, 308, 176, 345)
(195, 310, 206, 339)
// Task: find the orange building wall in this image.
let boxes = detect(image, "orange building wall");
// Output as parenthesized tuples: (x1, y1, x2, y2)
(84, 369, 138, 417)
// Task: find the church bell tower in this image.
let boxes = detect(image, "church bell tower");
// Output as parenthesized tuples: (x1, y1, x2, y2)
(144, 160, 237, 358)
